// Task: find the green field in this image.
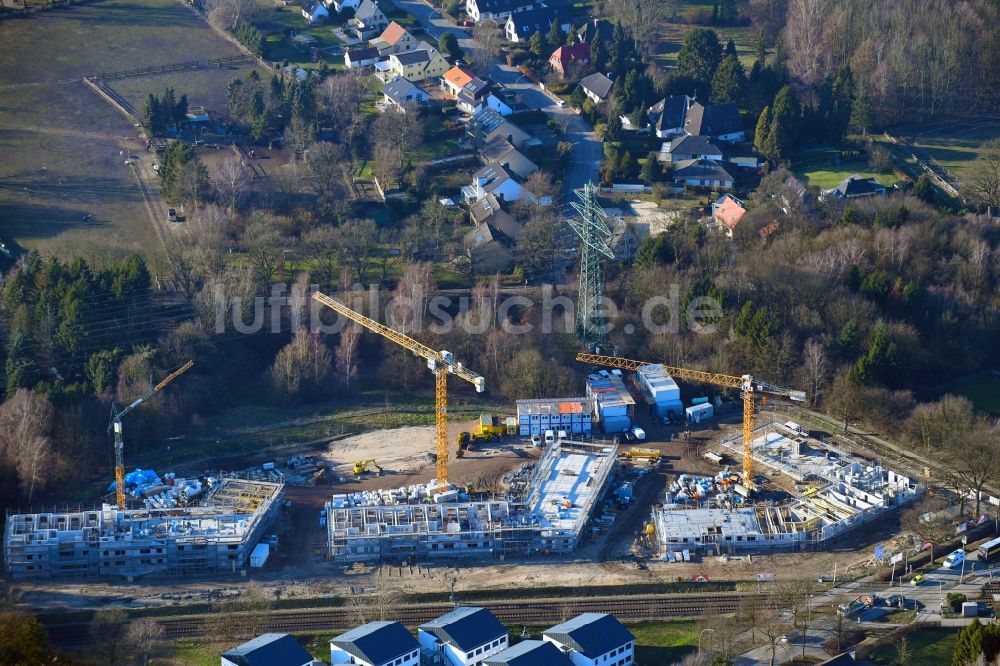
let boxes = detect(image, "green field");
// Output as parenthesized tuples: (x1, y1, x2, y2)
(0, 0, 248, 264)
(870, 628, 957, 665)
(791, 148, 900, 190)
(904, 120, 1000, 188)
(953, 377, 1000, 415)
(112, 65, 262, 117)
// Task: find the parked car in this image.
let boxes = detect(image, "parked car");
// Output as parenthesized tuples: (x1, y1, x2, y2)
(944, 549, 967, 569)
(167, 208, 177, 222)
(630, 427, 646, 441)
(530, 434, 541, 447)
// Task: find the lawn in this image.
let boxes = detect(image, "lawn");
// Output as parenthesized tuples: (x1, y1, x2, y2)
(111, 65, 263, 117)
(631, 621, 699, 665)
(904, 120, 1000, 188)
(869, 627, 958, 665)
(0, 0, 249, 267)
(791, 148, 899, 190)
(952, 377, 1000, 416)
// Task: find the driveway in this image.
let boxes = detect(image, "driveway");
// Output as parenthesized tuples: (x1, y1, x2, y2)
(392, 0, 473, 47)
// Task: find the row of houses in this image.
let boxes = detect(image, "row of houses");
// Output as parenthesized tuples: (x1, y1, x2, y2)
(222, 608, 637, 666)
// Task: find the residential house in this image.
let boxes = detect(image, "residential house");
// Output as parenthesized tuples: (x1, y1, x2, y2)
(486, 89, 526, 116)
(465, 0, 537, 23)
(543, 613, 635, 666)
(672, 159, 734, 189)
(330, 621, 420, 666)
(382, 76, 429, 112)
(369, 21, 417, 56)
(442, 65, 476, 97)
(222, 633, 319, 666)
(464, 221, 515, 274)
(548, 43, 590, 79)
(504, 6, 569, 43)
(758, 220, 780, 241)
(578, 72, 613, 104)
(822, 174, 888, 201)
(576, 18, 611, 46)
(331, 0, 360, 12)
(778, 175, 810, 214)
(418, 607, 510, 666)
(456, 77, 491, 114)
(462, 164, 526, 203)
(658, 134, 723, 164)
(301, 0, 329, 23)
(470, 194, 522, 238)
(644, 95, 695, 138)
(375, 45, 449, 83)
(485, 640, 574, 666)
(348, 0, 389, 40)
(712, 193, 746, 237)
(344, 45, 382, 69)
(469, 107, 533, 149)
(480, 136, 538, 179)
(682, 101, 745, 142)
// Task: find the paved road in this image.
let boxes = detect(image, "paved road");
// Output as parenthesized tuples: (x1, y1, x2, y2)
(392, 0, 472, 46)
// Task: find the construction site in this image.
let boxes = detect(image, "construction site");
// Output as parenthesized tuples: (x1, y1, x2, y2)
(648, 421, 922, 559)
(324, 440, 618, 562)
(3, 477, 284, 580)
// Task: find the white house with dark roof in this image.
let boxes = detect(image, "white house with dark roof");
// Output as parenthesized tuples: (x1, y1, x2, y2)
(682, 101, 745, 142)
(643, 95, 695, 137)
(479, 136, 538, 179)
(658, 134, 724, 163)
(418, 606, 510, 666)
(344, 45, 382, 68)
(504, 6, 569, 42)
(301, 0, 329, 23)
(349, 0, 389, 39)
(578, 72, 614, 104)
(543, 613, 635, 666)
(822, 174, 888, 201)
(382, 76, 429, 112)
(331, 621, 420, 666)
(332, 0, 360, 12)
(465, 0, 537, 22)
(462, 163, 525, 203)
(222, 633, 320, 666)
(672, 158, 735, 189)
(485, 640, 574, 666)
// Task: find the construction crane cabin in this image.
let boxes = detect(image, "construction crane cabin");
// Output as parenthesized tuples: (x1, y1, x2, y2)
(312, 291, 485, 490)
(576, 353, 805, 488)
(109, 360, 194, 509)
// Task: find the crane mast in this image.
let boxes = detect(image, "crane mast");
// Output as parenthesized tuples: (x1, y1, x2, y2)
(109, 360, 194, 509)
(576, 353, 805, 485)
(312, 291, 485, 488)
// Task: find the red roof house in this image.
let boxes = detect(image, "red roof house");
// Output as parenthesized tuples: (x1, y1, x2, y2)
(548, 43, 590, 79)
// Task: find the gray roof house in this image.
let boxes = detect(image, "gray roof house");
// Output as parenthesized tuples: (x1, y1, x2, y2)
(418, 607, 510, 666)
(480, 137, 538, 179)
(330, 621, 420, 666)
(672, 158, 735, 189)
(465, 0, 537, 22)
(462, 163, 525, 203)
(659, 134, 724, 163)
(682, 101, 745, 142)
(579, 72, 614, 103)
(222, 633, 318, 666)
(349, 0, 389, 39)
(301, 0, 329, 23)
(822, 174, 888, 201)
(470, 107, 533, 149)
(485, 640, 573, 666)
(576, 18, 611, 45)
(382, 76, 429, 112)
(504, 6, 570, 43)
(345, 45, 382, 68)
(543, 613, 635, 666)
(645, 95, 695, 138)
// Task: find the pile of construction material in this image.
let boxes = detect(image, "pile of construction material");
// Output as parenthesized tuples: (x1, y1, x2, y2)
(328, 482, 471, 508)
(665, 472, 747, 506)
(107, 468, 206, 509)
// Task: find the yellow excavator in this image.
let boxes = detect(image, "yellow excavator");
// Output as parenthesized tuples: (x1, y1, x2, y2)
(353, 459, 383, 475)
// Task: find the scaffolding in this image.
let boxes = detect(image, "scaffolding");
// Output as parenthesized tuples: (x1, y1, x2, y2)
(567, 182, 615, 345)
(325, 441, 618, 563)
(3, 478, 283, 580)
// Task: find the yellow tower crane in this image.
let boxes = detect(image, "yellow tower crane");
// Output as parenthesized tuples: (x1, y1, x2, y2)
(109, 360, 194, 509)
(313, 291, 485, 489)
(576, 353, 805, 486)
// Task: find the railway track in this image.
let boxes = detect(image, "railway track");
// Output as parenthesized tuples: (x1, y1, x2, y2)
(45, 592, 760, 649)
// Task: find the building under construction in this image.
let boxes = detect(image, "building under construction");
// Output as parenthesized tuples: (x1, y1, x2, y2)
(325, 441, 617, 562)
(651, 423, 921, 557)
(3, 478, 283, 580)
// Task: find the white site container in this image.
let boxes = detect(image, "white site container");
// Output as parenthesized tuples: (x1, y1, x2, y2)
(250, 543, 269, 568)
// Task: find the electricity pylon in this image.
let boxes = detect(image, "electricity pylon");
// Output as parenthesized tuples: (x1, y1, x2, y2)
(567, 182, 614, 346)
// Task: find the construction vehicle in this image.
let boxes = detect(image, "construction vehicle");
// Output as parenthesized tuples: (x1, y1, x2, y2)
(108, 360, 194, 509)
(313, 292, 484, 489)
(353, 459, 383, 475)
(625, 448, 661, 461)
(477, 414, 514, 440)
(577, 352, 805, 487)
(457, 431, 472, 458)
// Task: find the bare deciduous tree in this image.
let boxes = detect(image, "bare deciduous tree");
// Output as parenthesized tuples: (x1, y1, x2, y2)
(336, 322, 361, 390)
(802, 338, 827, 407)
(270, 330, 333, 400)
(966, 140, 1000, 218)
(215, 154, 252, 213)
(0, 390, 54, 502)
(125, 618, 164, 666)
(782, 0, 832, 90)
(605, 0, 670, 56)
(89, 608, 131, 666)
(307, 141, 348, 197)
(472, 19, 504, 71)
